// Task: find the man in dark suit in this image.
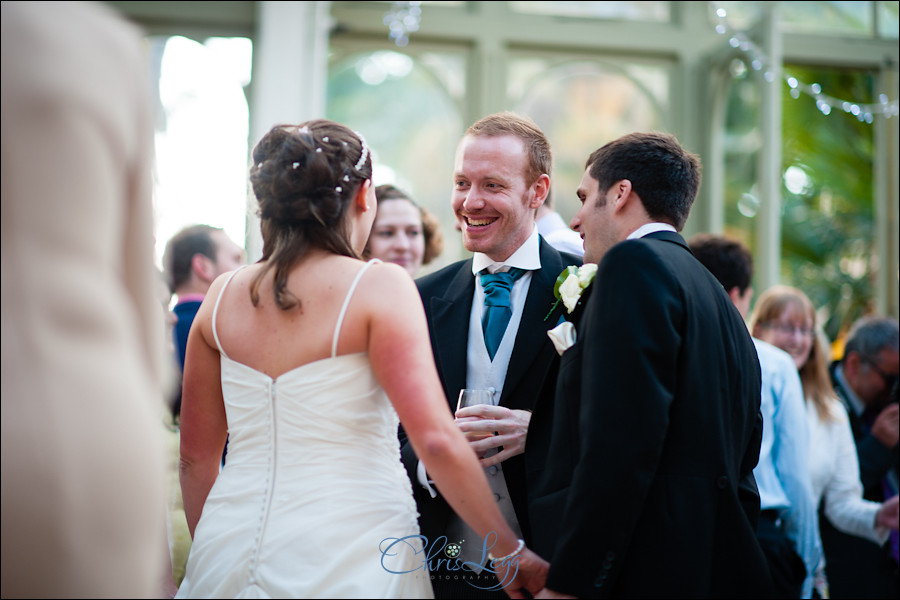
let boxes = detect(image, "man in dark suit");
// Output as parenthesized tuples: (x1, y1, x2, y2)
(401, 112, 580, 599)
(822, 316, 898, 598)
(526, 132, 774, 598)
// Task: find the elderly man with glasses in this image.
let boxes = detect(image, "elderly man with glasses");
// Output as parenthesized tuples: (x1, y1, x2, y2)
(824, 315, 899, 599)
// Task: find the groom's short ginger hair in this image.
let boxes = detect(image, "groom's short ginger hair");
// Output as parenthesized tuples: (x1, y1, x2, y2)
(466, 111, 551, 186)
(585, 132, 701, 231)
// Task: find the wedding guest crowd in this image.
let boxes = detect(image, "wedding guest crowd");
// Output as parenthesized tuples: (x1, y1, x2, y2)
(751, 288, 899, 599)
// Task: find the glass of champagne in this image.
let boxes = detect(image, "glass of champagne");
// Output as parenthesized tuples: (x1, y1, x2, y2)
(456, 389, 494, 442)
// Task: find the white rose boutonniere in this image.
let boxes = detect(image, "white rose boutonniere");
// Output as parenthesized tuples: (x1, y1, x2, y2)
(544, 263, 598, 322)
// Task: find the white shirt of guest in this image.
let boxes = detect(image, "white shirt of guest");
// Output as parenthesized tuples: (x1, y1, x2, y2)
(537, 211, 584, 257)
(807, 396, 888, 545)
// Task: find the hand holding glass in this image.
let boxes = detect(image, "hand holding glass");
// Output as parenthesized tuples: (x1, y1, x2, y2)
(456, 389, 494, 442)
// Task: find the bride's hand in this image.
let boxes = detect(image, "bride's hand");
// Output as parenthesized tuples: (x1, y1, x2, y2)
(495, 547, 549, 599)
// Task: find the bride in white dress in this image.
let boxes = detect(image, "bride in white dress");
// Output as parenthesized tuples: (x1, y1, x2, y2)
(176, 120, 548, 599)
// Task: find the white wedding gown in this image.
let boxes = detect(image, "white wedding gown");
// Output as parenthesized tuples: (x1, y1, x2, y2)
(176, 261, 433, 598)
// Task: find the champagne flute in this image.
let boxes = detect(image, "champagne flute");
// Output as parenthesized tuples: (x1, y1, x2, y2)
(457, 389, 494, 442)
(456, 388, 494, 412)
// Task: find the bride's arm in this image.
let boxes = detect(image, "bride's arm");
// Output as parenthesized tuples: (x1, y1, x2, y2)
(179, 282, 229, 538)
(365, 264, 548, 598)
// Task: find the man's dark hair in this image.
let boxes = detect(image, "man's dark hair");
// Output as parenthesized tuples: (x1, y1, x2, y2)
(162, 224, 220, 294)
(585, 132, 701, 231)
(842, 315, 899, 364)
(688, 233, 753, 294)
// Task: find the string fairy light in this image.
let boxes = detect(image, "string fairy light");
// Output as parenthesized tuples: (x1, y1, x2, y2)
(383, 1, 422, 47)
(710, 2, 899, 122)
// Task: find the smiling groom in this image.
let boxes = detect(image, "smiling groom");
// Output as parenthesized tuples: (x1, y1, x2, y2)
(400, 112, 580, 599)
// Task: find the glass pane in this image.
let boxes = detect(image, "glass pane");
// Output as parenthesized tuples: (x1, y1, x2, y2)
(713, 1, 875, 36)
(509, 1, 670, 21)
(511, 58, 668, 224)
(722, 60, 761, 262)
(327, 50, 465, 269)
(151, 35, 252, 265)
(780, 1, 873, 37)
(878, 0, 900, 37)
(725, 61, 877, 339)
(780, 65, 876, 339)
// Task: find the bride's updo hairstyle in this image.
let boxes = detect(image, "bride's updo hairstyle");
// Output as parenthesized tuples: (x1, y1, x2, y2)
(248, 120, 372, 310)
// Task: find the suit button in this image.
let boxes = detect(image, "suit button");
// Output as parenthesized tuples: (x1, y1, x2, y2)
(717, 475, 729, 489)
(605, 551, 616, 561)
(602, 560, 612, 569)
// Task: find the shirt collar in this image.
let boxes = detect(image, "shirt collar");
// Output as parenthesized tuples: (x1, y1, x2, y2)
(471, 225, 541, 275)
(833, 363, 866, 416)
(627, 222, 676, 240)
(176, 293, 206, 305)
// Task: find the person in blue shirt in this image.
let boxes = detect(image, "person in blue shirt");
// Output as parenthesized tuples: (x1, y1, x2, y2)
(162, 224, 245, 417)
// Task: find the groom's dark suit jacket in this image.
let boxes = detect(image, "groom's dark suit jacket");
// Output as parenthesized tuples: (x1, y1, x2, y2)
(526, 231, 774, 598)
(400, 237, 580, 552)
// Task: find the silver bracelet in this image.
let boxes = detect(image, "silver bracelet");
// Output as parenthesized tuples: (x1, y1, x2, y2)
(488, 538, 525, 562)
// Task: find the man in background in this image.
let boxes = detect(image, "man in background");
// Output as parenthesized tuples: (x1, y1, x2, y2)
(690, 233, 821, 598)
(536, 192, 584, 258)
(824, 315, 899, 598)
(163, 224, 244, 407)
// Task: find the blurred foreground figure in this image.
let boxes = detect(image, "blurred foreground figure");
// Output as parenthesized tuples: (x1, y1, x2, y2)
(1, 1, 168, 597)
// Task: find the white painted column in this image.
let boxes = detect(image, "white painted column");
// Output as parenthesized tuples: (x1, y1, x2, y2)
(245, 1, 332, 261)
(756, 3, 782, 293)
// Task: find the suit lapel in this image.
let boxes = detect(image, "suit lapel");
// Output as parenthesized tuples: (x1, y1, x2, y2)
(501, 240, 575, 409)
(430, 261, 476, 407)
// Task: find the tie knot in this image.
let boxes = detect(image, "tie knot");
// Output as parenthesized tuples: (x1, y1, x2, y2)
(480, 268, 523, 307)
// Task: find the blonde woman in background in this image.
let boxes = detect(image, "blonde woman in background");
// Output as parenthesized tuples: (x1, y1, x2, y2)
(750, 285, 899, 597)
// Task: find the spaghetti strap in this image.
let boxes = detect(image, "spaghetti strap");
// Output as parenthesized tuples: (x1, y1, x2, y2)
(212, 266, 248, 359)
(331, 259, 381, 358)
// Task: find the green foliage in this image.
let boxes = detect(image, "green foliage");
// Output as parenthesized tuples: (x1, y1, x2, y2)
(780, 65, 876, 340)
(723, 64, 877, 342)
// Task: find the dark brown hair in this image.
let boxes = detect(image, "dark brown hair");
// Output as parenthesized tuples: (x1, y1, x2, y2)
(248, 120, 372, 309)
(585, 132, 700, 231)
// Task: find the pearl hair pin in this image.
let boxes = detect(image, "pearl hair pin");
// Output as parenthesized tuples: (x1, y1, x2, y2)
(353, 131, 369, 171)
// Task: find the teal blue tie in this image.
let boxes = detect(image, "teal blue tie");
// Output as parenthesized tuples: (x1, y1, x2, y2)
(480, 268, 525, 360)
